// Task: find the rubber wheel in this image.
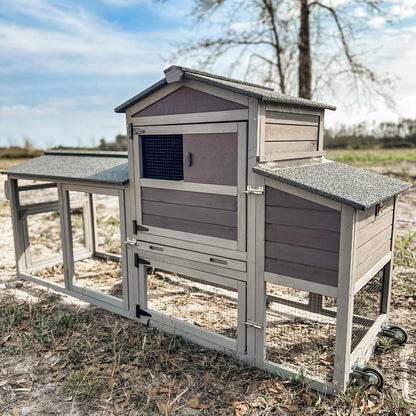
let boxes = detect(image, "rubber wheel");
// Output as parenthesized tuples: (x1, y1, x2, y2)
(388, 326, 408, 345)
(362, 367, 384, 389)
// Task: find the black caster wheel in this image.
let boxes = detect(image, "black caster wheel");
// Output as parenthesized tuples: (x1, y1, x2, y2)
(361, 367, 384, 389)
(352, 366, 384, 389)
(387, 326, 408, 345)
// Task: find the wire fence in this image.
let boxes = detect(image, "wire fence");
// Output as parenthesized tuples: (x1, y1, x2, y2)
(351, 270, 384, 352)
(147, 269, 239, 339)
(266, 283, 336, 382)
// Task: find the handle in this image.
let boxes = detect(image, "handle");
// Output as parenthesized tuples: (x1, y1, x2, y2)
(185, 152, 193, 167)
(209, 257, 227, 265)
(149, 245, 164, 252)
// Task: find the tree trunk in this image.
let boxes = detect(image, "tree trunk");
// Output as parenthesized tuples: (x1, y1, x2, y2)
(298, 0, 312, 99)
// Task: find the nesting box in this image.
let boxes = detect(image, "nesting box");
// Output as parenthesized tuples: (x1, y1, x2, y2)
(3, 66, 411, 392)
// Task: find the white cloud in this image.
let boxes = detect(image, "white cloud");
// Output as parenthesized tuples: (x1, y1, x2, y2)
(352, 7, 368, 18)
(368, 16, 388, 28)
(0, 0, 190, 76)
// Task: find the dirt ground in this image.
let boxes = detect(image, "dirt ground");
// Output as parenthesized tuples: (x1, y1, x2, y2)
(0, 160, 415, 415)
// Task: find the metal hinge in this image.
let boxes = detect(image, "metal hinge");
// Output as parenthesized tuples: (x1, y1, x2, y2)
(133, 220, 148, 234)
(244, 186, 264, 195)
(136, 304, 151, 318)
(134, 253, 150, 267)
(125, 238, 136, 246)
(243, 320, 263, 329)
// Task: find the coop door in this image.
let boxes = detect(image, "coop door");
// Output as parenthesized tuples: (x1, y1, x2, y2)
(131, 122, 247, 251)
(61, 184, 128, 311)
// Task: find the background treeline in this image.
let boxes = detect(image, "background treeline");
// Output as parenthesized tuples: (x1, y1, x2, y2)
(2, 118, 416, 157)
(325, 118, 416, 149)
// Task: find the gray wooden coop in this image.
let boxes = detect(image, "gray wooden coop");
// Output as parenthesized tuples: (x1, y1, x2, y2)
(3, 66, 411, 393)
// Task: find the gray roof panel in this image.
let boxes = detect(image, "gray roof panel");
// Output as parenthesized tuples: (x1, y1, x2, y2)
(2, 151, 129, 185)
(253, 161, 412, 210)
(115, 65, 336, 113)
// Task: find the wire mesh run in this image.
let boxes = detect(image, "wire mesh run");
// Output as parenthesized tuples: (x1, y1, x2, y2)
(266, 283, 337, 382)
(141, 135, 183, 180)
(351, 270, 384, 352)
(147, 269, 238, 339)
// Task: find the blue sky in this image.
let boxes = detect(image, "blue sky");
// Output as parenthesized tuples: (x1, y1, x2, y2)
(1, 0, 416, 148)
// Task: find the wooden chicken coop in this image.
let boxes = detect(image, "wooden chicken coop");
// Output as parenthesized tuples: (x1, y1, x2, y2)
(3, 66, 411, 393)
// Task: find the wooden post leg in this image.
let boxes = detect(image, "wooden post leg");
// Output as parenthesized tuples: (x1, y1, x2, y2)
(333, 205, 356, 391)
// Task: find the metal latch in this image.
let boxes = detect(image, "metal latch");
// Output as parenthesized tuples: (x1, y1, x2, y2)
(124, 238, 136, 246)
(243, 320, 263, 329)
(244, 186, 264, 195)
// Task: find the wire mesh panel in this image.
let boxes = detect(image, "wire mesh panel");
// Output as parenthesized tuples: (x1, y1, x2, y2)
(141, 135, 183, 180)
(69, 191, 123, 300)
(147, 269, 238, 339)
(266, 283, 337, 382)
(351, 270, 383, 352)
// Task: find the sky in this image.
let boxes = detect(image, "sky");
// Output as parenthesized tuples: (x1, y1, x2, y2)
(1, 0, 416, 148)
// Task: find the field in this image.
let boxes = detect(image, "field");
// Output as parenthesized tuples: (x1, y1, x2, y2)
(0, 150, 415, 415)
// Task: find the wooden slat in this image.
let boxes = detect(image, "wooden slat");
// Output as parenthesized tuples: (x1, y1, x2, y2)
(141, 187, 237, 211)
(142, 214, 237, 240)
(266, 206, 341, 232)
(356, 199, 394, 229)
(265, 258, 338, 287)
(265, 241, 339, 271)
(266, 186, 335, 212)
(142, 200, 237, 227)
(264, 140, 318, 157)
(354, 241, 391, 280)
(265, 124, 319, 141)
(356, 211, 393, 247)
(266, 223, 340, 252)
(265, 111, 319, 126)
(355, 226, 392, 266)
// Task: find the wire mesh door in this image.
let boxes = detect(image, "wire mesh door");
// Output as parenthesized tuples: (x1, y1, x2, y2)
(265, 283, 337, 382)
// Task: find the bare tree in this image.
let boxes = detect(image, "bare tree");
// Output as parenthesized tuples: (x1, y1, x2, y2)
(166, 0, 394, 105)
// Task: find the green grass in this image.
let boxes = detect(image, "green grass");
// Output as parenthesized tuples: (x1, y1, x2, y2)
(326, 148, 416, 165)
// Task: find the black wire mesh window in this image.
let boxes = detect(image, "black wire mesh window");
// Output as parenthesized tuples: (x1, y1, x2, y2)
(141, 135, 183, 180)
(266, 283, 337, 382)
(146, 269, 238, 339)
(351, 270, 383, 352)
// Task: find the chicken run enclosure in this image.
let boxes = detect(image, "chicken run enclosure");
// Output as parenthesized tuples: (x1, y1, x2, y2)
(3, 66, 411, 393)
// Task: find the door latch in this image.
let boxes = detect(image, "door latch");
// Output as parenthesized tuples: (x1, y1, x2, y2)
(244, 186, 264, 195)
(124, 238, 136, 246)
(243, 320, 263, 329)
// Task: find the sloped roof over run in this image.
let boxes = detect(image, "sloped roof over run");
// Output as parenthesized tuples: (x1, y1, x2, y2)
(254, 161, 412, 210)
(114, 65, 336, 113)
(2, 151, 129, 185)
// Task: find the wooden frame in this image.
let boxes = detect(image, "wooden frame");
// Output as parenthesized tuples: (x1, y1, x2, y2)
(61, 184, 129, 311)
(131, 121, 247, 253)
(134, 260, 247, 355)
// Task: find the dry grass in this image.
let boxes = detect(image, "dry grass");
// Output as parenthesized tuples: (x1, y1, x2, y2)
(0, 289, 413, 416)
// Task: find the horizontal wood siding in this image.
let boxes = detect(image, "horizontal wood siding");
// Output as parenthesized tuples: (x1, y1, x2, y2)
(264, 140, 318, 157)
(265, 186, 341, 287)
(132, 86, 247, 117)
(265, 124, 319, 142)
(265, 111, 319, 126)
(354, 203, 394, 281)
(183, 133, 238, 186)
(141, 188, 238, 240)
(262, 110, 320, 161)
(141, 187, 237, 210)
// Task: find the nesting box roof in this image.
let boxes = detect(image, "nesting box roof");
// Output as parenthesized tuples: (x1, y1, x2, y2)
(114, 65, 336, 113)
(2, 151, 129, 185)
(254, 161, 412, 210)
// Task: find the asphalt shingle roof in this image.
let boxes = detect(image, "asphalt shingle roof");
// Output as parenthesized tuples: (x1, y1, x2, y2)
(2, 151, 129, 185)
(114, 65, 336, 113)
(253, 161, 412, 210)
